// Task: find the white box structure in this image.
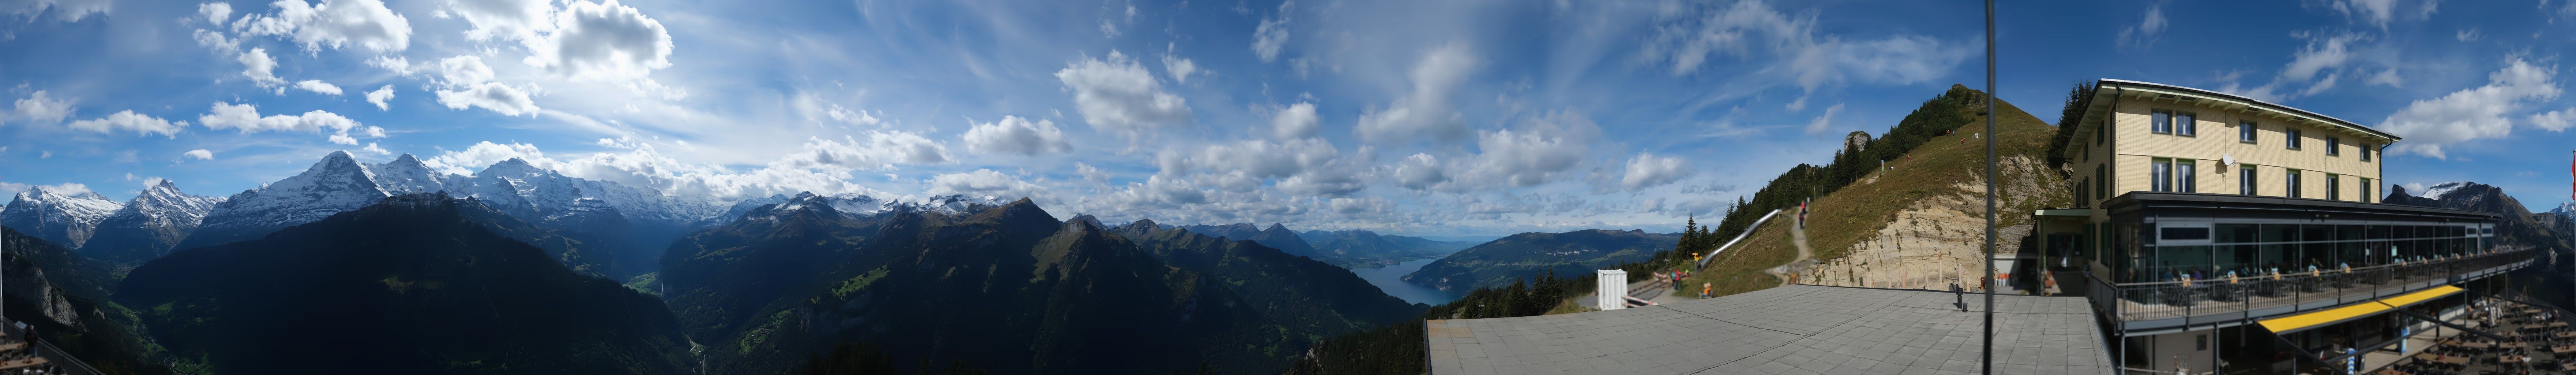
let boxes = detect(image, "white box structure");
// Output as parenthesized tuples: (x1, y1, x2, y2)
(1597, 270, 1629, 311)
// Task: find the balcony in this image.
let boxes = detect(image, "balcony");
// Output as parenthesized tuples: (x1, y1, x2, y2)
(2085, 246, 2534, 334)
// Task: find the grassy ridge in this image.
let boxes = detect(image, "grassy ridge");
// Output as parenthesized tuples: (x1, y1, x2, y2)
(1688, 87, 2069, 298)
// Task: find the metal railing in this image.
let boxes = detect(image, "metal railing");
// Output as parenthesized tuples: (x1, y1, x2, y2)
(2089, 246, 2534, 326)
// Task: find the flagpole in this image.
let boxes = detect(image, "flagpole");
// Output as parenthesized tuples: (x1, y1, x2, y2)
(1980, 0, 1998, 374)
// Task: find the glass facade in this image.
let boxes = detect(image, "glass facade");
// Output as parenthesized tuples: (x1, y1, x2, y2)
(2109, 222, 2490, 284)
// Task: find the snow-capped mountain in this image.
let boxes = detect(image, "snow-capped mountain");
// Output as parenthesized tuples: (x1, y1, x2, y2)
(83, 180, 225, 264)
(0, 186, 124, 249)
(181, 151, 422, 249)
(2551, 201, 2575, 220)
(753, 192, 1009, 221)
(2416, 182, 2474, 201)
(458, 158, 718, 227)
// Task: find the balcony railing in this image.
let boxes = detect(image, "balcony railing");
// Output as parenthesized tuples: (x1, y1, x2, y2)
(2086, 246, 2534, 331)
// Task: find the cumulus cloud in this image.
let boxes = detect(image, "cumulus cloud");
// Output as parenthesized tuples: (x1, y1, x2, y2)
(1620, 153, 1693, 191)
(962, 116, 1071, 156)
(198, 102, 383, 144)
(1056, 51, 1193, 137)
(1355, 44, 1476, 144)
(1392, 153, 1447, 191)
(365, 85, 395, 110)
(12, 90, 72, 123)
(929, 169, 1048, 198)
(421, 139, 933, 200)
(1802, 103, 1843, 134)
(1161, 53, 1203, 83)
(3, 0, 109, 22)
(433, 55, 497, 85)
(293, 80, 343, 95)
(444, 0, 552, 42)
(1454, 111, 1597, 188)
(2116, 3, 2166, 49)
(1644, 0, 1968, 105)
(522, 0, 673, 83)
(435, 82, 541, 116)
(825, 105, 881, 126)
(2320, 0, 2440, 26)
(238, 48, 283, 86)
(1272, 101, 1319, 139)
(773, 131, 952, 171)
(1250, 1, 1292, 62)
(2377, 58, 2561, 159)
(235, 0, 413, 52)
(198, 2, 231, 24)
(184, 149, 214, 160)
(67, 111, 187, 137)
(2531, 108, 2576, 132)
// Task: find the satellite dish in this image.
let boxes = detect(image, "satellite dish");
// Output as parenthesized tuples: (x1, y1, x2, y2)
(2222, 154, 2236, 168)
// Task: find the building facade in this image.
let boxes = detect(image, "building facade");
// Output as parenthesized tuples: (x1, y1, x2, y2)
(2036, 79, 2528, 375)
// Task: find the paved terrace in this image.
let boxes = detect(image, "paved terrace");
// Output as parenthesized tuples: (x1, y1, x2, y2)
(1425, 285, 2111, 375)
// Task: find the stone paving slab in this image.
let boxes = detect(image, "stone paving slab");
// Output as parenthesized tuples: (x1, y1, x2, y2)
(1426, 285, 2111, 375)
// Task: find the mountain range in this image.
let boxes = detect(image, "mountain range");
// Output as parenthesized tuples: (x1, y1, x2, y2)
(1404, 229, 1681, 292)
(1174, 223, 1473, 268)
(78, 180, 226, 268)
(0, 185, 125, 250)
(114, 194, 695, 374)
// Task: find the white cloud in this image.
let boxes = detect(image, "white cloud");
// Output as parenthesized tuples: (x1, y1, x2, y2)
(238, 48, 284, 86)
(1272, 101, 1319, 139)
(1055, 50, 1193, 137)
(1453, 111, 1598, 188)
(1076, 163, 1111, 184)
(198, 2, 232, 25)
(435, 82, 541, 116)
(198, 102, 378, 144)
(2283, 34, 2362, 82)
(434, 55, 497, 85)
(962, 116, 1072, 156)
(2455, 29, 2480, 41)
(422, 140, 924, 200)
(365, 85, 396, 110)
(1620, 153, 1693, 191)
(2321, 0, 2439, 26)
(522, 0, 673, 83)
(193, 29, 241, 51)
(184, 149, 214, 160)
(12, 90, 72, 123)
(928, 169, 1047, 198)
(444, 0, 552, 42)
(1645, 0, 1968, 101)
(2532, 108, 2576, 132)
(2368, 68, 2403, 88)
(824, 104, 880, 126)
(294, 80, 343, 95)
(1802, 103, 1843, 134)
(3, 0, 109, 22)
(2377, 58, 2561, 159)
(773, 131, 952, 171)
(1161, 53, 1203, 84)
(1250, 1, 1292, 62)
(236, 0, 414, 52)
(1392, 153, 1447, 190)
(1355, 43, 1476, 144)
(67, 111, 187, 137)
(2116, 4, 2166, 49)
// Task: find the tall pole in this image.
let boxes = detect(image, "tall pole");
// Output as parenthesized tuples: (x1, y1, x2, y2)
(1980, 0, 1997, 374)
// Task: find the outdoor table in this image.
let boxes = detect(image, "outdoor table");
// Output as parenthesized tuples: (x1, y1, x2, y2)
(2553, 345, 2576, 354)
(2557, 331, 2576, 339)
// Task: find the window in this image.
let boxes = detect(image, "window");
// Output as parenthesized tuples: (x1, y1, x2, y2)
(2162, 227, 2211, 240)
(2239, 121, 2257, 143)
(2095, 164, 2107, 198)
(2096, 118, 2107, 145)
(2327, 137, 2341, 156)
(2287, 129, 2303, 149)
(2151, 158, 2172, 192)
(2360, 143, 2373, 161)
(2177, 159, 2197, 193)
(2149, 109, 2169, 134)
(2240, 165, 2258, 196)
(2077, 179, 2089, 206)
(2287, 170, 2303, 198)
(2361, 178, 2373, 203)
(2197, 335, 2210, 351)
(2327, 174, 2342, 200)
(2176, 112, 2196, 136)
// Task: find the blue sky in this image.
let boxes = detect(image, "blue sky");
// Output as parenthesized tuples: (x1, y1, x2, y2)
(6, 0, 2562, 237)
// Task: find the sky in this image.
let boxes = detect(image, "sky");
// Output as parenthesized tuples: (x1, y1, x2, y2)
(6, 0, 2560, 237)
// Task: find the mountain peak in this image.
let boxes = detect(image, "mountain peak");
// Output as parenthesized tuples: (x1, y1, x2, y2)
(480, 158, 546, 177)
(1265, 223, 1291, 232)
(389, 153, 423, 166)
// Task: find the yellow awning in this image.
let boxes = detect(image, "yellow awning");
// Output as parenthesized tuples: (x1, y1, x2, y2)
(2256, 285, 2466, 334)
